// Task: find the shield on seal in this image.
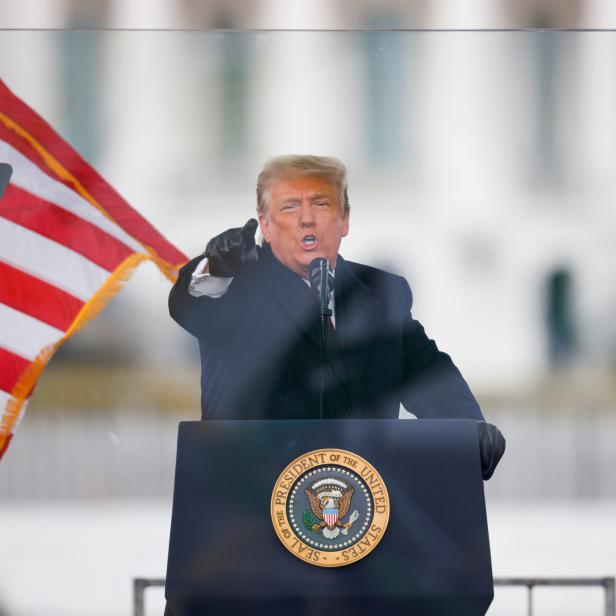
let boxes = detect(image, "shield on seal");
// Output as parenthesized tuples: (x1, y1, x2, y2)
(323, 508, 338, 528)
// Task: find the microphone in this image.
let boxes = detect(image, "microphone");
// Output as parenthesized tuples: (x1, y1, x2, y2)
(309, 258, 333, 316)
(309, 257, 334, 419)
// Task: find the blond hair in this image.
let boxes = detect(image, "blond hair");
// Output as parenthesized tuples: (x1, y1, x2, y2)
(256, 155, 350, 216)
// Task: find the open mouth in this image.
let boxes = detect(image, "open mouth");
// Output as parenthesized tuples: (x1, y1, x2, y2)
(301, 234, 318, 249)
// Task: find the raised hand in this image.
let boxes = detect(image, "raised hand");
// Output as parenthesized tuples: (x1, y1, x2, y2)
(204, 218, 258, 277)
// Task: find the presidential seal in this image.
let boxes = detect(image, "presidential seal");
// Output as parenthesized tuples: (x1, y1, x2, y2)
(270, 448, 389, 567)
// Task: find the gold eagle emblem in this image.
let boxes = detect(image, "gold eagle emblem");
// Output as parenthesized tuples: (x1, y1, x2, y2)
(304, 478, 359, 539)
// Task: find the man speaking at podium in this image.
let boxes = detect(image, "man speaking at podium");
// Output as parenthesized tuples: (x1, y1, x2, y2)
(169, 155, 504, 481)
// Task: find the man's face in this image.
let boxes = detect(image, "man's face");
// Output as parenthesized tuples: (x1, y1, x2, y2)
(258, 174, 349, 279)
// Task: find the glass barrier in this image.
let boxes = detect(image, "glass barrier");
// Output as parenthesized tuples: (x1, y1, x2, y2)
(0, 29, 615, 616)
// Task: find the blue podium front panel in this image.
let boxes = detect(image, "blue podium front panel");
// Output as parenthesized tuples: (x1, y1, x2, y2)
(166, 419, 493, 616)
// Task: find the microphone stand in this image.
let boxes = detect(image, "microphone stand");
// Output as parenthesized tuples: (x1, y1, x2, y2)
(312, 259, 332, 420)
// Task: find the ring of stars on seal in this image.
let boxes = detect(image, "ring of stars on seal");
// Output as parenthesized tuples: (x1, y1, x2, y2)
(271, 448, 390, 567)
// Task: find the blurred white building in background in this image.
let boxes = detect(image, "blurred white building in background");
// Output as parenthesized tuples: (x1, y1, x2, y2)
(2, 0, 616, 394)
(0, 0, 615, 499)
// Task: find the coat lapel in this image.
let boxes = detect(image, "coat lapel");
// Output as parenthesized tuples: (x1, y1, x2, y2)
(334, 255, 378, 389)
(258, 244, 351, 387)
(259, 243, 322, 351)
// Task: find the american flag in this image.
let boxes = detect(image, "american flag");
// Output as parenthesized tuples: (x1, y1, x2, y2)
(0, 79, 187, 458)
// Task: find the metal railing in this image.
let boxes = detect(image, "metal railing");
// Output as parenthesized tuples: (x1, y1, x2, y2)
(134, 576, 616, 616)
(134, 578, 165, 616)
(494, 577, 616, 616)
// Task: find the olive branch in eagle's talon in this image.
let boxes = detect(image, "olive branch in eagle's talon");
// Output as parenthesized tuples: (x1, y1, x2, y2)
(302, 508, 323, 531)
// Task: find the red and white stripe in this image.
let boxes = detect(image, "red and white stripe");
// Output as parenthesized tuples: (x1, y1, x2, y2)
(324, 512, 338, 528)
(0, 78, 187, 458)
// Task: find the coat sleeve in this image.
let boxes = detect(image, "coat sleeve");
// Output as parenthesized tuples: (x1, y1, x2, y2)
(398, 277, 484, 420)
(168, 254, 243, 349)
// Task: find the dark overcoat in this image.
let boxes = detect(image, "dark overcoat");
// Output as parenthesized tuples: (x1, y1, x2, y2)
(169, 243, 483, 422)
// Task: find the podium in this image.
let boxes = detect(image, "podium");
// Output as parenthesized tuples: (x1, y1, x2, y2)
(165, 419, 493, 615)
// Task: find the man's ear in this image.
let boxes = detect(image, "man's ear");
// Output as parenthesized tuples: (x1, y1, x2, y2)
(258, 213, 270, 243)
(341, 212, 350, 238)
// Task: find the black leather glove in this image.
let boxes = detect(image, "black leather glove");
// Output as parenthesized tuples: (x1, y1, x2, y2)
(477, 422, 506, 480)
(204, 218, 258, 277)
